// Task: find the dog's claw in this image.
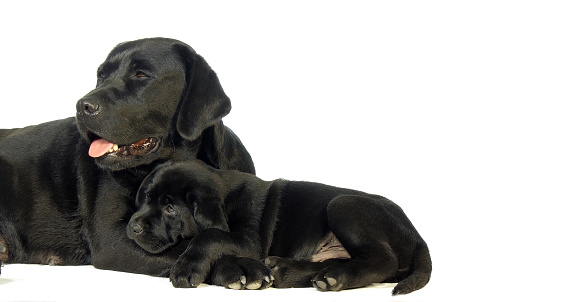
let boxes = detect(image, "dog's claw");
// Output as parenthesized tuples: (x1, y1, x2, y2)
(227, 275, 247, 290)
(315, 280, 328, 290)
(246, 280, 263, 290)
(227, 281, 243, 290)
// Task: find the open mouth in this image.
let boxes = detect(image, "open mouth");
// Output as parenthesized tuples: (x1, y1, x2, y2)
(87, 132, 159, 158)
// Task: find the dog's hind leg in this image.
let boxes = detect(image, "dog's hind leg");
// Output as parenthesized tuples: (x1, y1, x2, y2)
(264, 256, 348, 288)
(309, 195, 416, 291)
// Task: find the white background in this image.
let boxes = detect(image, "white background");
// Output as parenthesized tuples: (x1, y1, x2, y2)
(0, 1, 571, 301)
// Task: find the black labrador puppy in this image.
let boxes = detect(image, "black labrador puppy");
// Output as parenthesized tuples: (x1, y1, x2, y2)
(0, 38, 254, 276)
(129, 160, 431, 295)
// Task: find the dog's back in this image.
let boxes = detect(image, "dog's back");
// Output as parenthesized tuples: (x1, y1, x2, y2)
(0, 118, 91, 265)
(0, 128, 17, 139)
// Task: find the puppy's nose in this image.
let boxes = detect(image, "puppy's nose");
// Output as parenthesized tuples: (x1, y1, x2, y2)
(79, 99, 101, 116)
(129, 222, 144, 235)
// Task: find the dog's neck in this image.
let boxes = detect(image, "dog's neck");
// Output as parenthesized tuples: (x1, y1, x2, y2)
(110, 163, 161, 188)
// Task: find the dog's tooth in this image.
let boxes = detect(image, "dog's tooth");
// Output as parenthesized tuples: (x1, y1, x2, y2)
(105, 144, 120, 154)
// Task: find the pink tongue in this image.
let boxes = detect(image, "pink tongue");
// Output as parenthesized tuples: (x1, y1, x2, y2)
(89, 139, 115, 158)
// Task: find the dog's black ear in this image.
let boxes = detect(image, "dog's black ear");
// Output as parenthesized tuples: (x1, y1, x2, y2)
(188, 192, 230, 232)
(174, 43, 231, 142)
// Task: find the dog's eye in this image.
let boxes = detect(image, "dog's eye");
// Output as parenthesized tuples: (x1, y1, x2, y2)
(135, 71, 149, 78)
(98, 72, 107, 79)
(165, 204, 176, 214)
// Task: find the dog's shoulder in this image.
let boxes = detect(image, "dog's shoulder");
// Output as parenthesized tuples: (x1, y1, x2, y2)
(196, 123, 256, 174)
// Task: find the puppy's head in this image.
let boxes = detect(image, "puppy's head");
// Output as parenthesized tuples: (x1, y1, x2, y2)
(76, 38, 231, 171)
(128, 161, 229, 254)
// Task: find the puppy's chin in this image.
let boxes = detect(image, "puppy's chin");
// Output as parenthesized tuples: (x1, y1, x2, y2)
(135, 237, 176, 254)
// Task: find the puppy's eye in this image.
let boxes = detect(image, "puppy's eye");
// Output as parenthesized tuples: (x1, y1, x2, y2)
(135, 71, 149, 78)
(98, 72, 107, 79)
(165, 204, 176, 214)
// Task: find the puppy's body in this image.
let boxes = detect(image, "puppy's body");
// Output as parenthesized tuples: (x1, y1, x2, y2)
(0, 38, 255, 276)
(130, 161, 431, 295)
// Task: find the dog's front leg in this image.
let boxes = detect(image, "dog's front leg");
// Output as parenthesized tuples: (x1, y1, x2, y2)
(0, 234, 8, 263)
(169, 228, 259, 288)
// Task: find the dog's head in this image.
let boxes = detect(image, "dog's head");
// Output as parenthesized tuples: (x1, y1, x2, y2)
(76, 38, 231, 171)
(127, 161, 229, 254)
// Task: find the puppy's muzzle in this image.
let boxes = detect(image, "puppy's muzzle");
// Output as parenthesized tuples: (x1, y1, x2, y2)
(128, 220, 144, 236)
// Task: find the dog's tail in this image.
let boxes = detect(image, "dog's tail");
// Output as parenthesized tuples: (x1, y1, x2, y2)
(392, 242, 432, 295)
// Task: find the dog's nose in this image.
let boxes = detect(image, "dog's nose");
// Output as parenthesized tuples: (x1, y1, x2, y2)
(79, 99, 101, 116)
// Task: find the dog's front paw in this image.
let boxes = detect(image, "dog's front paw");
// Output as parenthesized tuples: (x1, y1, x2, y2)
(0, 235, 8, 263)
(169, 255, 211, 288)
(210, 256, 273, 290)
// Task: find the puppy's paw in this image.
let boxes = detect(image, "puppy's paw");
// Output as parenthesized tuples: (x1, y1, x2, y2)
(264, 256, 315, 288)
(169, 256, 211, 288)
(311, 268, 348, 291)
(264, 256, 289, 280)
(211, 256, 273, 290)
(0, 235, 8, 262)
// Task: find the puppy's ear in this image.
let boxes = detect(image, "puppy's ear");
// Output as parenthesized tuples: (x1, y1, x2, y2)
(174, 44, 231, 142)
(188, 192, 230, 232)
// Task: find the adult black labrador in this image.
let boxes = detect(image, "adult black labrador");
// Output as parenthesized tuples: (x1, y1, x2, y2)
(0, 38, 255, 276)
(129, 160, 431, 295)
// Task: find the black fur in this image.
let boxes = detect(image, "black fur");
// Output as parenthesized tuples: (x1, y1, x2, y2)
(130, 161, 431, 295)
(0, 38, 255, 276)
(0, 232, 6, 275)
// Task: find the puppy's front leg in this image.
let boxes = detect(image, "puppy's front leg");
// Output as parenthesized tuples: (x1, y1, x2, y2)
(169, 228, 258, 288)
